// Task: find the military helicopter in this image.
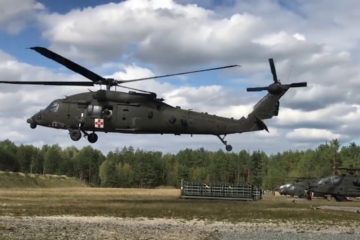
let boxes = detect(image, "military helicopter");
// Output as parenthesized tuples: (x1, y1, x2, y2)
(279, 178, 315, 198)
(308, 168, 360, 201)
(0, 47, 307, 151)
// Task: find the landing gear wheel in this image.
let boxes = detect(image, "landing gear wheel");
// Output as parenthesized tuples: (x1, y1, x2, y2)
(225, 145, 232, 152)
(306, 191, 313, 201)
(216, 135, 233, 152)
(30, 123, 37, 129)
(69, 130, 81, 141)
(88, 133, 98, 143)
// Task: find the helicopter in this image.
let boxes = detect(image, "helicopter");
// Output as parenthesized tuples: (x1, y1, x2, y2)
(278, 178, 316, 198)
(0, 47, 307, 151)
(308, 168, 360, 201)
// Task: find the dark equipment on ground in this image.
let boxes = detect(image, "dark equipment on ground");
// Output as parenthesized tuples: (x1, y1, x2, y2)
(0, 47, 307, 151)
(180, 180, 262, 201)
(308, 168, 360, 201)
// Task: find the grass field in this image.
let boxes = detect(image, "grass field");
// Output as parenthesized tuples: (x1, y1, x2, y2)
(0, 187, 359, 223)
(0, 171, 86, 188)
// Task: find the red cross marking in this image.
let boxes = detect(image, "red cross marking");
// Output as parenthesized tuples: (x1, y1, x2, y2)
(94, 118, 104, 128)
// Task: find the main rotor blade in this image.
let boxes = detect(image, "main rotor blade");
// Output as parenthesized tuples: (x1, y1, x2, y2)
(118, 64, 240, 83)
(30, 47, 105, 83)
(269, 58, 278, 83)
(116, 84, 156, 95)
(0, 81, 94, 86)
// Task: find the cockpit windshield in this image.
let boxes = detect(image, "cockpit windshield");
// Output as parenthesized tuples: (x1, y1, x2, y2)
(318, 177, 331, 185)
(330, 176, 341, 184)
(317, 176, 341, 185)
(46, 100, 60, 112)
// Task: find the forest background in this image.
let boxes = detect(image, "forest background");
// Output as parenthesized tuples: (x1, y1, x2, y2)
(0, 139, 358, 189)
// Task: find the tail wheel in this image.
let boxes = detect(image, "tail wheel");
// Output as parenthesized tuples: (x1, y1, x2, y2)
(225, 145, 233, 152)
(216, 135, 233, 152)
(88, 133, 98, 143)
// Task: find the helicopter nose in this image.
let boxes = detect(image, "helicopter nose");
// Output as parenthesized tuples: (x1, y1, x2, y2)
(27, 117, 37, 129)
(27, 111, 42, 129)
(26, 118, 33, 124)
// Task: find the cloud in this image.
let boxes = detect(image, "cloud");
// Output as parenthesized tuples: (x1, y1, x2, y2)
(275, 104, 353, 129)
(36, 0, 269, 67)
(0, 0, 44, 34)
(286, 128, 343, 142)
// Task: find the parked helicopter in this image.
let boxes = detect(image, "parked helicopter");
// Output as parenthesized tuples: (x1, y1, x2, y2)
(279, 179, 315, 198)
(308, 168, 360, 201)
(0, 47, 307, 151)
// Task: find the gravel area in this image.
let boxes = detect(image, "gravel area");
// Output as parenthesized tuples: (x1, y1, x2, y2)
(316, 206, 360, 213)
(1, 216, 359, 240)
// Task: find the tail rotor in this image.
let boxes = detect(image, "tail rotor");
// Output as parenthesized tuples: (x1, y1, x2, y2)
(247, 58, 307, 94)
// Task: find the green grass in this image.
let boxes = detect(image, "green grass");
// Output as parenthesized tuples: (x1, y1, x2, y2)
(0, 171, 86, 188)
(0, 187, 359, 224)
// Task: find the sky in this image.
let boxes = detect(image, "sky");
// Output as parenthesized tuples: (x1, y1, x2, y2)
(1, 0, 360, 154)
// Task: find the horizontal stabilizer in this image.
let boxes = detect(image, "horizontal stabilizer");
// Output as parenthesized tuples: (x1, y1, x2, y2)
(255, 117, 269, 132)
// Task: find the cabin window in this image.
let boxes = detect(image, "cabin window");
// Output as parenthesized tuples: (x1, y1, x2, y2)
(87, 105, 102, 117)
(46, 100, 60, 113)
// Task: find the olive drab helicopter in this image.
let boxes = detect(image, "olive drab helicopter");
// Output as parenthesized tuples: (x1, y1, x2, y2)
(278, 178, 315, 198)
(308, 168, 360, 201)
(0, 47, 307, 151)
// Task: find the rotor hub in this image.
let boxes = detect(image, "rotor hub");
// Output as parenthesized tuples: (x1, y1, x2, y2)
(268, 82, 284, 95)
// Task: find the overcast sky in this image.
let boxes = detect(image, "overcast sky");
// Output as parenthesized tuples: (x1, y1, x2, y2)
(1, 0, 360, 154)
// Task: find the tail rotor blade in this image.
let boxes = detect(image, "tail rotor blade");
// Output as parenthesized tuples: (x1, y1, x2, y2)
(269, 58, 278, 83)
(289, 82, 307, 88)
(247, 58, 307, 94)
(247, 87, 269, 92)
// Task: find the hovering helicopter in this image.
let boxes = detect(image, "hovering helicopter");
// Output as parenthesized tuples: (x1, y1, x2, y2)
(308, 168, 360, 201)
(0, 47, 307, 151)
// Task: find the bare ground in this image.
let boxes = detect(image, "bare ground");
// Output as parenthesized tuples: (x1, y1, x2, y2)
(1, 216, 360, 240)
(1, 188, 360, 239)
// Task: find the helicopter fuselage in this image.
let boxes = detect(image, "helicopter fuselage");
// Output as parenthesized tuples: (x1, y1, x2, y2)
(28, 90, 247, 137)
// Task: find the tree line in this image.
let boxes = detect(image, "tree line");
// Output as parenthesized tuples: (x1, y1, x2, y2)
(0, 139, 358, 189)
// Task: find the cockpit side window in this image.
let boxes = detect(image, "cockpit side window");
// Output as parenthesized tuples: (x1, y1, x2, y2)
(318, 177, 331, 185)
(46, 100, 60, 112)
(330, 176, 341, 184)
